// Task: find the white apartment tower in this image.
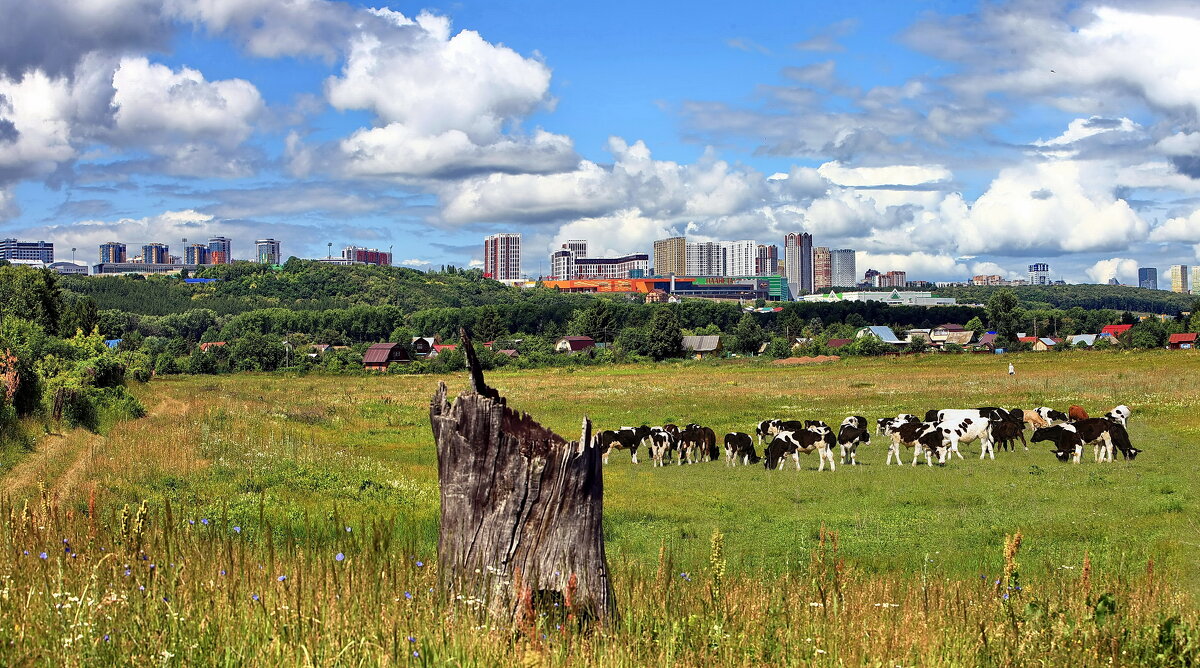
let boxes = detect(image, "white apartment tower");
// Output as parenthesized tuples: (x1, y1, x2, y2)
(484, 233, 521, 280)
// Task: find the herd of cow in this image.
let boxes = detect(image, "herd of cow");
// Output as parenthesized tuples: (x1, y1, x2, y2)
(596, 404, 1139, 471)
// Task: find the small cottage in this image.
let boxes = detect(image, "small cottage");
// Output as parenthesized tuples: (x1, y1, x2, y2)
(555, 336, 596, 354)
(1168, 332, 1197, 350)
(681, 335, 722, 359)
(363, 343, 412, 371)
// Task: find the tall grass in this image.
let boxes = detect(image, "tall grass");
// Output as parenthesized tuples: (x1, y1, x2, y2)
(1, 495, 1196, 665)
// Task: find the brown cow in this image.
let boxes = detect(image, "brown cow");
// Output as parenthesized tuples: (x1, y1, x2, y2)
(1068, 405, 1089, 422)
(1022, 410, 1049, 428)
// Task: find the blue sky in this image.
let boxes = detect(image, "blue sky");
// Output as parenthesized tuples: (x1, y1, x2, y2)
(2, 0, 1199, 283)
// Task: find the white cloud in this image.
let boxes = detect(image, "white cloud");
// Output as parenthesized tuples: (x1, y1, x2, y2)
(817, 161, 952, 187)
(109, 57, 264, 176)
(1085, 257, 1139, 284)
(1033, 116, 1139, 147)
(337, 125, 576, 179)
(400, 258, 430, 266)
(0, 69, 80, 180)
(0, 187, 17, 220)
(325, 11, 551, 141)
(0, 0, 168, 78)
(857, 251, 969, 280)
(1150, 209, 1200, 242)
(553, 209, 673, 257)
(165, 0, 357, 60)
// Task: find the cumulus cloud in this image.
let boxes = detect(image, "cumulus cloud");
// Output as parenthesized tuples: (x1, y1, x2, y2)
(856, 251, 969, 280)
(0, 0, 168, 78)
(1085, 257, 1140, 284)
(337, 125, 576, 179)
(553, 209, 674, 257)
(165, 0, 358, 60)
(1150, 209, 1200, 242)
(816, 161, 951, 187)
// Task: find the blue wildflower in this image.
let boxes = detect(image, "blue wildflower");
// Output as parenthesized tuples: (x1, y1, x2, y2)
(407, 636, 416, 643)
(220, 570, 226, 576)
(201, 518, 209, 525)
(404, 591, 412, 599)
(138, 585, 145, 591)
(103, 634, 110, 642)
(39, 552, 47, 560)
(149, 564, 155, 570)
(416, 561, 424, 567)
(1003, 593, 1010, 600)
(345, 526, 352, 533)
(189, 520, 195, 525)
(124, 569, 131, 576)
(277, 575, 287, 582)
(233, 526, 241, 534)
(252, 594, 259, 601)
(412, 651, 419, 658)
(22, 550, 28, 555)
(336, 553, 345, 562)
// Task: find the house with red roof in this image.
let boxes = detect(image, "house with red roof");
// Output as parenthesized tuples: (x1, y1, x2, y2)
(1168, 332, 1197, 350)
(1100, 324, 1133, 339)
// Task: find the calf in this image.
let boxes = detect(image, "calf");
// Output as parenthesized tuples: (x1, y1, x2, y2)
(1034, 407, 1069, 425)
(679, 424, 719, 463)
(877, 414, 918, 436)
(1072, 418, 1123, 462)
(1068, 405, 1090, 422)
(1032, 425, 1083, 463)
(837, 416, 870, 465)
(724, 432, 759, 466)
(881, 419, 945, 466)
(1103, 405, 1131, 427)
(924, 410, 996, 459)
(1022, 410, 1049, 429)
(763, 427, 837, 472)
(1105, 420, 1141, 460)
(598, 425, 651, 464)
(990, 418, 1026, 453)
(648, 428, 676, 467)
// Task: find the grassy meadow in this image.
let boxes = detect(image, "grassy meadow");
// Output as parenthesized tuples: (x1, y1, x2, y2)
(2, 350, 1199, 665)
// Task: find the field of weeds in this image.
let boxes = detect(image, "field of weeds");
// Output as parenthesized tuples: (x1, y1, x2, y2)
(1, 350, 1198, 665)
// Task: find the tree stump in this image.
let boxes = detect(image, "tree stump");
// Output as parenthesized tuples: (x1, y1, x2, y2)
(430, 329, 616, 626)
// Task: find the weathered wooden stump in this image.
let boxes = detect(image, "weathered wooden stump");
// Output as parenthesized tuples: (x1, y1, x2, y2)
(430, 330, 615, 625)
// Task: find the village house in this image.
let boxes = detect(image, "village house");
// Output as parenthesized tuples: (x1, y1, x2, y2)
(362, 343, 412, 371)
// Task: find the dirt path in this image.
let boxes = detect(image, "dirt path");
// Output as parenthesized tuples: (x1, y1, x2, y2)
(1, 393, 191, 501)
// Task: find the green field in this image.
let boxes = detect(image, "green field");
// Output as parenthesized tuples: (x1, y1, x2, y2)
(2, 351, 1198, 664)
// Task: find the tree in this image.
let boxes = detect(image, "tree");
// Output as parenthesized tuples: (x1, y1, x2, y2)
(986, 289, 1021, 342)
(229, 333, 286, 371)
(730, 313, 768, 355)
(644, 308, 683, 360)
(964, 315, 985, 332)
(473, 307, 506, 342)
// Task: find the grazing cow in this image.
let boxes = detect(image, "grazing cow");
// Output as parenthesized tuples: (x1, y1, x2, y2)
(1034, 407, 1069, 425)
(877, 414, 918, 435)
(1105, 420, 1140, 460)
(1072, 417, 1127, 462)
(662, 423, 681, 437)
(881, 419, 946, 466)
(1032, 425, 1083, 463)
(1068, 405, 1090, 422)
(1103, 405, 1131, 427)
(1022, 410, 1049, 429)
(763, 427, 837, 472)
(598, 425, 651, 464)
(837, 416, 870, 465)
(978, 407, 1027, 451)
(756, 420, 780, 445)
(648, 428, 676, 467)
(724, 432, 759, 466)
(923, 410, 998, 459)
(679, 424, 719, 463)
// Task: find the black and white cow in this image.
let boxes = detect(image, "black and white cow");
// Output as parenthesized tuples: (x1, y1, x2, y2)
(923, 409, 997, 459)
(598, 425, 651, 464)
(836, 416, 870, 465)
(978, 407, 1027, 451)
(723, 432, 759, 466)
(1034, 407, 1069, 425)
(877, 414, 918, 436)
(756, 420, 780, 445)
(1073, 417, 1134, 463)
(648, 427, 676, 467)
(1031, 425, 1083, 462)
(880, 419, 947, 466)
(763, 426, 837, 472)
(1103, 405, 1132, 427)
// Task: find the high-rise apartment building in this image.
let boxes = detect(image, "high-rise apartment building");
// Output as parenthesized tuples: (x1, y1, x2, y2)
(572, 254, 650, 280)
(813, 247, 832, 291)
(256, 239, 282, 265)
(483, 233, 521, 280)
(653, 236, 687, 276)
(1029, 262, 1050, 285)
(142, 243, 170, 264)
(184, 244, 209, 265)
(686, 241, 724, 276)
(783, 232, 813, 298)
(721, 240, 757, 276)
(1138, 267, 1158, 290)
(1193, 266, 1200, 295)
(755, 244, 779, 275)
(1170, 265, 1190, 293)
(342, 246, 392, 266)
(564, 240, 587, 257)
(876, 270, 907, 288)
(99, 242, 127, 263)
(0, 238, 54, 263)
(550, 247, 575, 280)
(208, 237, 232, 264)
(830, 249, 856, 288)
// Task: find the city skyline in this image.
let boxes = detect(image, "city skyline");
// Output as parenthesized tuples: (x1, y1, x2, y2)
(2, 2, 1200, 283)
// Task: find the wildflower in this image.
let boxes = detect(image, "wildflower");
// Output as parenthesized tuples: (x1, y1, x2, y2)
(22, 550, 28, 555)
(103, 634, 110, 642)
(277, 575, 287, 582)
(139, 586, 145, 591)
(416, 561, 424, 568)
(219, 570, 226, 576)
(65, 546, 71, 553)
(336, 553, 345, 562)
(407, 636, 416, 643)
(200, 518, 209, 525)
(405, 591, 412, 599)
(39, 552, 47, 560)
(189, 520, 195, 525)
(149, 564, 156, 570)
(163, 596, 169, 603)
(233, 526, 241, 534)
(124, 569, 130, 577)
(412, 651, 419, 658)
(1003, 593, 1010, 600)
(345, 526, 352, 533)
(252, 594, 259, 601)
